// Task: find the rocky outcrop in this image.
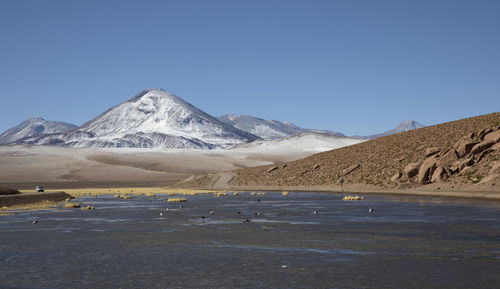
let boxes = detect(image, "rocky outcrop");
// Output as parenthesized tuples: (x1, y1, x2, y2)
(484, 130, 500, 143)
(431, 166, 447, 183)
(404, 162, 420, 180)
(418, 155, 439, 184)
(438, 149, 459, 167)
(470, 140, 495, 155)
(455, 138, 478, 157)
(396, 124, 500, 185)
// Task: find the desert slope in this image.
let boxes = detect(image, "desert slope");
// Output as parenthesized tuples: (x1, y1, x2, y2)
(228, 112, 500, 193)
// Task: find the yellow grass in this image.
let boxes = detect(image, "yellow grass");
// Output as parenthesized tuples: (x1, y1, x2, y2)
(42, 187, 232, 198)
(167, 197, 187, 202)
(81, 205, 96, 210)
(0, 200, 61, 212)
(342, 195, 364, 201)
(282, 191, 289, 196)
(62, 202, 81, 208)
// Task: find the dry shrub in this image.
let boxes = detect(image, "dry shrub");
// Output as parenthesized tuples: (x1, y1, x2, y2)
(342, 195, 364, 201)
(167, 197, 187, 202)
(62, 202, 81, 208)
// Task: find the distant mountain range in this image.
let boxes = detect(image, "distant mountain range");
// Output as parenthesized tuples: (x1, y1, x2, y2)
(365, 120, 425, 139)
(217, 114, 346, 140)
(0, 117, 77, 144)
(0, 89, 425, 149)
(9, 89, 258, 149)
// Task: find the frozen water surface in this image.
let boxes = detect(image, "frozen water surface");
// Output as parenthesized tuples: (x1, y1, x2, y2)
(1, 192, 499, 289)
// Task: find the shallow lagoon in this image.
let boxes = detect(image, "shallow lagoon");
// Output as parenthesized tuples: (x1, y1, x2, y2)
(1, 192, 500, 289)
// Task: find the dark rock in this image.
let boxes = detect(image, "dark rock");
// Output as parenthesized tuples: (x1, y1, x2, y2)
(342, 164, 360, 176)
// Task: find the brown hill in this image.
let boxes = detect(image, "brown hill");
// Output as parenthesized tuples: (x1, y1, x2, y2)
(228, 112, 500, 192)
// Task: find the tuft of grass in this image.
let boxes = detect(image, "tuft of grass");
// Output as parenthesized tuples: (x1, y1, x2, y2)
(167, 197, 187, 202)
(81, 205, 96, 210)
(62, 202, 81, 208)
(342, 195, 364, 201)
(282, 191, 289, 196)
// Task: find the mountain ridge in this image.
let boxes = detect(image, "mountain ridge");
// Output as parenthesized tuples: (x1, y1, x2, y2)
(9, 89, 259, 149)
(0, 117, 77, 145)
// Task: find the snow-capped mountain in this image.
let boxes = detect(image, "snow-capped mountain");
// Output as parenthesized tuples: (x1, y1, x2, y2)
(366, 120, 425, 139)
(217, 114, 346, 140)
(15, 89, 259, 149)
(231, 131, 364, 154)
(0, 117, 77, 144)
(217, 114, 305, 140)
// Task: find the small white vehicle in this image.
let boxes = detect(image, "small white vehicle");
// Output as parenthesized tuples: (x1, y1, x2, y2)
(36, 186, 44, 192)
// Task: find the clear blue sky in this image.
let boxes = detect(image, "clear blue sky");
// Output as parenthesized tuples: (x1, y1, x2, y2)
(1, 0, 499, 136)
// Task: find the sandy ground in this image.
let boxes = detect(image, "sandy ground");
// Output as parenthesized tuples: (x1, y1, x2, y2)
(0, 145, 310, 189)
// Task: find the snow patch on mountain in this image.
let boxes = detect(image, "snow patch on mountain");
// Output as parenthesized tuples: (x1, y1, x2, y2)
(230, 131, 364, 154)
(13, 89, 259, 149)
(0, 117, 77, 144)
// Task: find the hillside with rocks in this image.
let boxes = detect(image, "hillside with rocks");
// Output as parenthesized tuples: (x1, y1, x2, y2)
(228, 112, 500, 192)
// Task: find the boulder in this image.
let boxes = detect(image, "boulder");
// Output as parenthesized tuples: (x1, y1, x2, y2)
(342, 164, 360, 176)
(418, 156, 439, 184)
(478, 128, 493, 140)
(458, 157, 474, 171)
(492, 142, 500, 151)
(425, 147, 440, 157)
(449, 163, 460, 174)
(438, 149, 459, 167)
(475, 149, 491, 163)
(266, 166, 278, 173)
(313, 164, 320, 170)
(484, 130, 500, 143)
(431, 166, 447, 183)
(470, 140, 495, 155)
(460, 166, 474, 174)
(391, 172, 402, 182)
(404, 162, 420, 180)
(456, 139, 478, 157)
